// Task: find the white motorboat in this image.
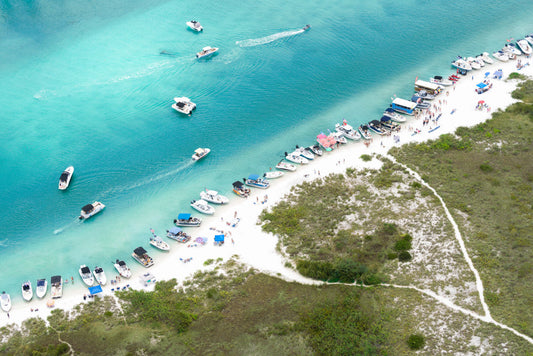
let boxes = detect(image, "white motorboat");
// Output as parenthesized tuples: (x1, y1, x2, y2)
(430, 75, 453, 86)
(132, 247, 154, 268)
(0, 292, 11, 312)
(307, 145, 323, 156)
(525, 34, 533, 46)
(36, 278, 47, 299)
(50, 275, 62, 299)
(474, 56, 485, 67)
(79, 265, 94, 286)
(58, 166, 74, 190)
(190, 199, 215, 215)
(330, 131, 347, 144)
(516, 39, 532, 55)
(285, 151, 308, 164)
(21, 281, 33, 301)
(451, 57, 472, 71)
(200, 190, 229, 204)
(335, 123, 361, 140)
(196, 46, 218, 59)
(149, 232, 170, 251)
(275, 160, 297, 172)
(481, 52, 494, 64)
(294, 145, 314, 160)
(382, 108, 407, 123)
(466, 57, 481, 70)
(174, 213, 202, 227)
(232, 181, 251, 198)
(192, 148, 210, 161)
(79, 201, 105, 220)
(503, 43, 521, 56)
(412, 90, 436, 101)
(263, 171, 284, 179)
(166, 227, 191, 243)
(492, 50, 509, 62)
(186, 20, 203, 32)
(358, 125, 372, 140)
(172, 97, 196, 115)
(243, 174, 270, 189)
(93, 266, 107, 285)
(113, 259, 132, 279)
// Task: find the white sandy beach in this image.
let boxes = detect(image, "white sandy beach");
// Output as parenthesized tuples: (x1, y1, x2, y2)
(2, 57, 531, 328)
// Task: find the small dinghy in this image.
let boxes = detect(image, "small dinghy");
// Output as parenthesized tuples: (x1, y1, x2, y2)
(190, 199, 215, 215)
(264, 171, 284, 179)
(200, 190, 229, 204)
(1, 292, 11, 312)
(276, 160, 297, 172)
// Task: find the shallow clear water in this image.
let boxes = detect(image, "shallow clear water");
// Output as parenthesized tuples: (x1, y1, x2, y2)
(1, 0, 532, 300)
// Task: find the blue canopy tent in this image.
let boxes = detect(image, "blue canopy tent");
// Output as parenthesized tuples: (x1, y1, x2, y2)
(214, 234, 225, 245)
(493, 69, 503, 79)
(177, 213, 191, 220)
(89, 285, 102, 295)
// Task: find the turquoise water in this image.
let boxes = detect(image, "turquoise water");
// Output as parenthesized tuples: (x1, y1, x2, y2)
(1, 0, 532, 300)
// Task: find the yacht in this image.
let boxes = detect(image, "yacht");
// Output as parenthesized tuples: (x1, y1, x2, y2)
(79, 201, 105, 220)
(172, 97, 196, 115)
(380, 116, 401, 132)
(275, 160, 297, 172)
(481, 52, 494, 64)
(50, 275, 63, 299)
(132, 247, 154, 268)
(232, 181, 251, 198)
(58, 166, 74, 190)
(190, 199, 215, 215)
(36, 279, 47, 299)
(243, 174, 270, 189)
(263, 171, 284, 179)
(492, 50, 509, 62)
(79, 265, 94, 286)
(367, 120, 387, 135)
(516, 39, 532, 55)
(174, 213, 202, 226)
(192, 148, 210, 161)
(113, 259, 132, 279)
(186, 20, 203, 32)
(335, 123, 361, 140)
(429, 75, 453, 86)
(0, 292, 11, 312)
(451, 57, 472, 71)
(166, 227, 191, 243)
(21, 281, 33, 301)
(93, 266, 107, 285)
(382, 108, 407, 123)
(200, 190, 229, 204)
(149, 233, 170, 251)
(196, 46, 218, 59)
(285, 151, 308, 164)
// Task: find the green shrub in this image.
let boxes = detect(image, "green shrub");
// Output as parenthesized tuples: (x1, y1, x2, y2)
(360, 154, 372, 162)
(394, 239, 411, 251)
(411, 181, 422, 189)
(398, 251, 412, 262)
(204, 259, 214, 266)
(479, 162, 494, 172)
(387, 252, 398, 260)
(407, 334, 425, 350)
(296, 260, 334, 281)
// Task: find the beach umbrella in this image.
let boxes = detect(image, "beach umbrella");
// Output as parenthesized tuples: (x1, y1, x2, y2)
(478, 100, 485, 104)
(46, 300, 55, 308)
(484, 72, 490, 77)
(89, 285, 103, 295)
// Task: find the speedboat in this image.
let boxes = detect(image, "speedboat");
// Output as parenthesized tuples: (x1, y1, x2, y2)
(275, 160, 297, 172)
(50, 275, 62, 299)
(525, 34, 533, 46)
(335, 123, 361, 140)
(380, 117, 400, 132)
(232, 181, 251, 198)
(430, 75, 453, 86)
(36, 278, 47, 299)
(200, 190, 229, 204)
(93, 266, 107, 285)
(263, 171, 284, 179)
(166, 227, 191, 243)
(186, 20, 203, 32)
(367, 120, 387, 135)
(174, 213, 202, 226)
(492, 50, 509, 62)
(79, 201, 105, 220)
(316, 133, 336, 151)
(113, 259, 132, 278)
(21, 281, 33, 301)
(243, 174, 270, 189)
(481, 52, 494, 64)
(451, 57, 472, 71)
(294, 145, 314, 160)
(58, 166, 74, 190)
(196, 46, 218, 59)
(190, 199, 215, 215)
(358, 125, 372, 140)
(466, 57, 481, 70)
(329, 131, 347, 144)
(192, 148, 210, 161)
(0, 292, 11, 312)
(503, 43, 521, 56)
(79, 265, 94, 286)
(383, 108, 406, 123)
(516, 39, 532, 55)
(474, 56, 485, 67)
(303, 24, 311, 31)
(307, 145, 323, 156)
(411, 96, 431, 109)
(285, 151, 308, 164)
(172, 97, 196, 115)
(132, 247, 154, 268)
(412, 90, 436, 101)
(149, 233, 170, 251)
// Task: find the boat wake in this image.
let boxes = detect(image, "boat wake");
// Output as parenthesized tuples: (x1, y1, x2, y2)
(53, 218, 81, 235)
(236, 28, 306, 48)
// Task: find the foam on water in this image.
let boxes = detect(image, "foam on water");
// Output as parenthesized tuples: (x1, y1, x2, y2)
(236, 28, 306, 47)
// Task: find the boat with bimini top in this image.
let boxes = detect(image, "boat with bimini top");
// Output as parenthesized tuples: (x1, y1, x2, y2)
(244, 174, 270, 189)
(114, 259, 132, 279)
(79, 201, 105, 220)
(132, 247, 154, 267)
(358, 125, 372, 140)
(93, 266, 107, 285)
(196, 46, 218, 59)
(382, 108, 406, 123)
(79, 265, 94, 286)
(58, 166, 74, 190)
(172, 97, 196, 115)
(36, 278, 47, 299)
(174, 213, 202, 227)
(192, 148, 210, 161)
(232, 181, 251, 198)
(186, 20, 203, 32)
(21, 281, 33, 301)
(430, 75, 453, 86)
(391, 98, 418, 115)
(51, 275, 62, 299)
(166, 227, 191, 243)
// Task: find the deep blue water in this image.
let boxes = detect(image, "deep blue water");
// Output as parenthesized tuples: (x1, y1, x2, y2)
(1, 0, 532, 301)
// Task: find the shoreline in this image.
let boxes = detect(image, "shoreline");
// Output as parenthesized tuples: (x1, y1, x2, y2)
(2, 57, 531, 328)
